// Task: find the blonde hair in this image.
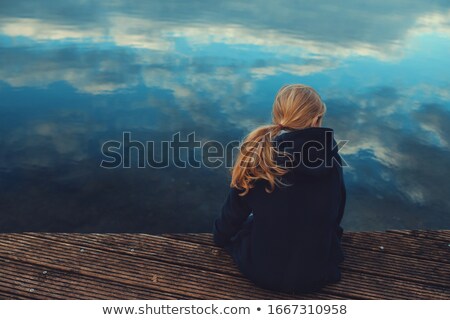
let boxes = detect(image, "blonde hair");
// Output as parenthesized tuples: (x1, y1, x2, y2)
(231, 84, 327, 196)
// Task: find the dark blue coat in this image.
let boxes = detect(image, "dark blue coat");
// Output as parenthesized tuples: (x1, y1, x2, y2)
(212, 127, 346, 294)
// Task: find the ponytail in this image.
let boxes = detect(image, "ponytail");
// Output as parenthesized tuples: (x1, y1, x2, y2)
(230, 124, 293, 196)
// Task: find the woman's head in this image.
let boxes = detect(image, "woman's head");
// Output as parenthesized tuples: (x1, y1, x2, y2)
(231, 84, 326, 196)
(272, 84, 326, 129)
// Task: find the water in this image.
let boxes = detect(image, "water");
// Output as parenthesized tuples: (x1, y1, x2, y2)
(0, 0, 449, 233)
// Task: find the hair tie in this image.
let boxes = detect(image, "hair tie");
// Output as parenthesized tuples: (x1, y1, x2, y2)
(276, 123, 284, 130)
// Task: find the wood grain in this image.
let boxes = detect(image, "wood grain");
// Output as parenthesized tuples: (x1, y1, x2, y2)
(0, 230, 448, 299)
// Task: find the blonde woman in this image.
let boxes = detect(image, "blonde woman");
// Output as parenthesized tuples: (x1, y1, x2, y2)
(212, 84, 346, 294)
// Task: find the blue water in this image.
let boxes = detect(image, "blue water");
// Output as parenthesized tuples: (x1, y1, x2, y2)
(0, 0, 449, 233)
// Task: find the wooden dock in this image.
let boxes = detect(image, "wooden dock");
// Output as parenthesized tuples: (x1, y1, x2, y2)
(0, 230, 449, 299)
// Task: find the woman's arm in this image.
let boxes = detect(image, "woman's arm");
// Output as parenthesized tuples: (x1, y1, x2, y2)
(336, 171, 346, 240)
(212, 187, 252, 247)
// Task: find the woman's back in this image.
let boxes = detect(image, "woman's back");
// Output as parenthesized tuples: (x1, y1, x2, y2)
(212, 84, 346, 294)
(214, 127, 346, 293)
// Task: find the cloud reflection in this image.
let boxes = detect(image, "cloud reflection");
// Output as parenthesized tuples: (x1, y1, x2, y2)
(0, 0, 449, 231)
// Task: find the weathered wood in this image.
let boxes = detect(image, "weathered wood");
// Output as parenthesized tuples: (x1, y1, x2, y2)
(342, 231, 450, 263)
(14, 233, 449, 297)
(0, 230, 448, 300)
(0, 257, 183, 300)
(387, 230, 450, 242)
(21, 233, 241, 277)
(0, 236, 328, 299)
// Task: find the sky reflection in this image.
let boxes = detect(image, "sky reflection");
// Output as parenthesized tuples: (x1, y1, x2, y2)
(0, 0, 449, 232)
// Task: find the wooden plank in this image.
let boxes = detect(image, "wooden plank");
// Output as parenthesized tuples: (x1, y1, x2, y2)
(12, 233, 443, 299)
(21, 233, 348, 300)
(340, 246, 449, 288)
(387, 230, 450, 242)
(325, 272, 448, 299)
(341, 231, 450, 264)
(0, 285, 38, 300)
(21, 233, 241, 277)
(0, 231, 448, 300)
(11, 233, 348, 299)
(0, 257, 184, 300)
(161, 232, 450, 289)
(1, 232, 448, 300)
(139, 233, 450, 288)
(161, 233, 214, 246)
(24, 233, 450, 291)
(0, 236, 334, 300)
(0, 271, 89, 300)
(0, 289, 28, 300)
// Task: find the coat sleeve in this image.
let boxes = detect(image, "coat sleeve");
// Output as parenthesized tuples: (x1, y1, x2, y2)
(212, 187, 252, 247)
(336, 174, 346, 240)
(332, 139, 346, 240)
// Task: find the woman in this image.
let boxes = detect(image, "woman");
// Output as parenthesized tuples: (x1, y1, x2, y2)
(212, 84, 346, 294)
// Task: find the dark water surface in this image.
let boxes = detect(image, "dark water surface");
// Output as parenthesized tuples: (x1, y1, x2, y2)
(1, 1, 449, 233)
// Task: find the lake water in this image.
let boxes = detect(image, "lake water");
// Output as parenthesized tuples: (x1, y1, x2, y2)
(1, 0, 449, 233)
